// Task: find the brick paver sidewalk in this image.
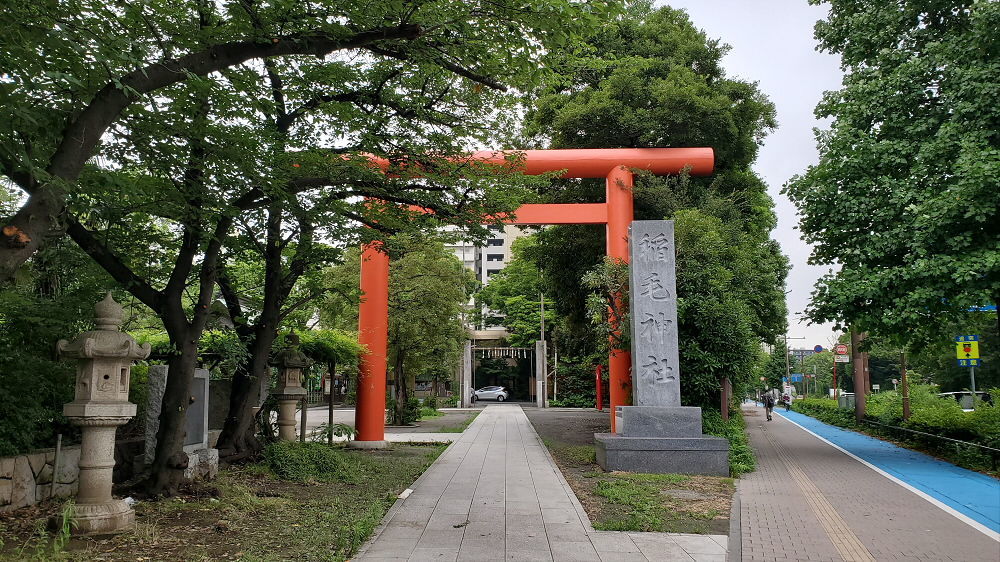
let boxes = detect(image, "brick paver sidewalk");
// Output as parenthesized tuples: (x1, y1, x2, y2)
(737, 405, 1000, 562)
(356, 404, 727, 561)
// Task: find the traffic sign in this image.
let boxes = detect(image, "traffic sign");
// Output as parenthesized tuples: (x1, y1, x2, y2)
(834, 354, 850, 363)
(814, 345, 823, 353)
(834, 344, 848, 355)
(791, 374, 803, 382)
(958, 358, 981, 367)
(955, 337, 980, 361)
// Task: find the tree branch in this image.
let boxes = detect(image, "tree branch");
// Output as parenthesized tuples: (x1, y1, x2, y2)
(65, 216, 162, 311)
(47, 24, 424, 183)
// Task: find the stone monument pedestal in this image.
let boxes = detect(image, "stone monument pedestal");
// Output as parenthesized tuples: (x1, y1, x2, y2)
(593, 220, 729, 477)
(595, 406, 729, 476)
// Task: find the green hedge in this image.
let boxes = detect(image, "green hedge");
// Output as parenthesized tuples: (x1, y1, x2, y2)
(793, 386, 1000, 474)
(702, 409, 756, 476)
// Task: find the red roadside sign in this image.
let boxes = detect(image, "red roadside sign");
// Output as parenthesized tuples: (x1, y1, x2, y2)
(834, 344, 848, 355)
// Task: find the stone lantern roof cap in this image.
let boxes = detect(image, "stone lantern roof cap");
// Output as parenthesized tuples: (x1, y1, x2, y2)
(57, 292, 151, 361)
(271, 331, 311, 369)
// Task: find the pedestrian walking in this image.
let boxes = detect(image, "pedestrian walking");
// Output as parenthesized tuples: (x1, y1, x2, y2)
(763, 392, 775, 421)
(783, 393, 791, 412)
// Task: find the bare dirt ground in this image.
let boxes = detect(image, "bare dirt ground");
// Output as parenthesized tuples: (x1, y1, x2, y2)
(0, 445, 444, 561)
(524, 407, 732, 535)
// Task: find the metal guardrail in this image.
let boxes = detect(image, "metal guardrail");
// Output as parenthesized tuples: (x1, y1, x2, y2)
(860, 418, 1000, 471)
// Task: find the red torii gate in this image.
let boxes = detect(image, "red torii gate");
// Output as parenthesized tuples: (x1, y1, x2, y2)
(353, 148, 714, 446)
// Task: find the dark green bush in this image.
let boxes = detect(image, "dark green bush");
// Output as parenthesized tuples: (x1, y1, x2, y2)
(702, 409, 756, 476)
(264, 441, 364, 482)
(793, 390, 1000, 474)
(423, 395, 438, 410)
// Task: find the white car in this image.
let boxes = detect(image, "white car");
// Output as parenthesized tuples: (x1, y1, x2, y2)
(472, 386, 509, 402)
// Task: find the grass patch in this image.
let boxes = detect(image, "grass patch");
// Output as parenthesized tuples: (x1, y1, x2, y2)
(419, 406, 444, 420)
(1, 444, 446, 561)
(592, 478, 664, 531)
(438, 411, 479, 433)
(542, 438, 597, 465)
(264, 441, 366, 482)
(587, 470, 733, 533)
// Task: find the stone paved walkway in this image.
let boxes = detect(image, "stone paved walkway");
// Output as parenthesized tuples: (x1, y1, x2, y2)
(355, 404, 727, 561)
(737, 404, 1000, 562)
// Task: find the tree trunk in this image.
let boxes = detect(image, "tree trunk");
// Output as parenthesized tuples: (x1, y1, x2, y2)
(216, 325, 279, 461)
(215, 202, 290, 461)
(148, 310, 200, 495)
(392, 352, 404, 425)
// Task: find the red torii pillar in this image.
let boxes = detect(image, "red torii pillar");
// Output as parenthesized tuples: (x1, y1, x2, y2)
(354, 148, 714, 446)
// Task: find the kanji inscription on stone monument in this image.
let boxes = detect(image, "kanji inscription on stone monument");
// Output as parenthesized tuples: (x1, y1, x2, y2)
(628, 221, 681, 407)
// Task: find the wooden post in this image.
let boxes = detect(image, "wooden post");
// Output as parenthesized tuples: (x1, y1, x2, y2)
(721, 377, 732, 421)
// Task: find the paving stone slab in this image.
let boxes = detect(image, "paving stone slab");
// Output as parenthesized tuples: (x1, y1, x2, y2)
(356, 405, 729, 561)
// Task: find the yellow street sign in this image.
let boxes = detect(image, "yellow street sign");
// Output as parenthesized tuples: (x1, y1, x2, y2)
(956, 340, 980, 360)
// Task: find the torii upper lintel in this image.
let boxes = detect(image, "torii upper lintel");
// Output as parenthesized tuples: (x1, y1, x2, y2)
(354, 148, 714, 445)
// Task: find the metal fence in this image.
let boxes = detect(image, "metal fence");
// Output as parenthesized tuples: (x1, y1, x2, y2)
(860, 418, 1000, 471)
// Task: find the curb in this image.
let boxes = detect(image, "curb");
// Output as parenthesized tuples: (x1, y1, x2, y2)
(727, 486, 742, 562)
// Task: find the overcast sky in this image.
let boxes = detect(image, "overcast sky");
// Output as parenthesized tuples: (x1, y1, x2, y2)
(658, 0, 845, 349)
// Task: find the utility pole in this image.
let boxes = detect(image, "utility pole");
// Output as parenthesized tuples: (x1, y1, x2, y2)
(901, 351, 910, 420)
(539, 291, 545, 341)
(783, 334, 806, 396)
(851, 329, 868, 422)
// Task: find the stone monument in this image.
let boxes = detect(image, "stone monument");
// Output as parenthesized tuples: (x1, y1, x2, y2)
(272, 333, 310, 441)
(594, 221, 729, 475)
(58, 292, 151, 534)
(143, 365, 217, 480)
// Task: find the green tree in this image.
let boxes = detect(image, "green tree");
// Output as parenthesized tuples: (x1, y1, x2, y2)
(0, 240, 116, 455)
(0, 0, 611, 493)
(758, 342, 788, 393)
(477, 236, 555, 347)
(523, 3, 787, 408)
(0, 0, 614, 278)
(321, 237, 477, 425)
(784, 0, 1000, 342)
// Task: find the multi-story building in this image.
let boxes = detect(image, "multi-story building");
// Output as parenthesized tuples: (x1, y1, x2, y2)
(442, 223, 531, 341)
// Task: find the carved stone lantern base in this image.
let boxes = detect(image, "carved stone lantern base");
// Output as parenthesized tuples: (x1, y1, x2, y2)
(73, 499, 135, 535)
(67, 417, 136, 534)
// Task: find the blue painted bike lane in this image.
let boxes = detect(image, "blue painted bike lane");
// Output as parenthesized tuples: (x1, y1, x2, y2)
(776, 409, 1000, 536)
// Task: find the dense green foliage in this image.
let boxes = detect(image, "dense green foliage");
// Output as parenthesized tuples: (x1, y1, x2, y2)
(785, 0, 1000, 342)
(793, 387, 1000, 473)
(1, 0, 617, 490)
(702, 410, 756, 477)
(523, 3, 787, 410)
(322, 237, 476, 424)
(476, 237, 555, 347)
(549, 354, 606, 408)
(264, 441, 366, 482)
(0, 241, 119, 455)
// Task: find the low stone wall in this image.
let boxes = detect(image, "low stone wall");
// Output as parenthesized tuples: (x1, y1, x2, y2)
(0, 438, 191, 513)
(0, 445, 81, 512)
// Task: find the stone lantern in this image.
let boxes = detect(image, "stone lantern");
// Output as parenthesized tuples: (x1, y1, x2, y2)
(271, 332, 310, 441)
(57, 292, 151, 535)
